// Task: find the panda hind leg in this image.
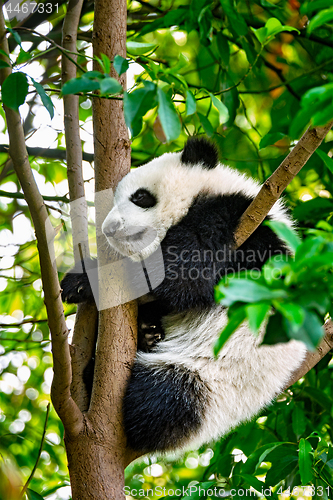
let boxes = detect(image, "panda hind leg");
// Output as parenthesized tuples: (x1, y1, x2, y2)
(137, 301, 166, 352)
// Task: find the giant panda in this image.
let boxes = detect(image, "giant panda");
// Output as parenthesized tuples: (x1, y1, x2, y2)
(61, 137, 307, 454)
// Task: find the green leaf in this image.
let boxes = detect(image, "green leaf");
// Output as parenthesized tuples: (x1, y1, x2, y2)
(126, 41, 158, 56)
(292, 406, 306, 439)
(259, 132, 286, 149)
(312, 104, 333, 127)
(301, 0, 333, 15)
(265, 17, 299, 37)
(31, 79, 54, 119)
(289, 106, 314, 139)
(302, 84, 333, 107)
(185, 90, 197, 117)
(0, 59, 11, 68)
(236, 474, 265, 492)
(139, 8, 188, 36)
(210, 93, 229, 124)
(316, 149, 333, 175)
(100, 53, 111, 74)
(113, 55, 129, 76)
(265, 220, 301, 253)
(99, 77, 123, 96)
(197, 112, 214, 137)
(216, 279, 287, 307)
(262, 312, 290, 345)
(220, 0, 248, 37)
(123, 82, 157, 137)
(2, 72, 29, 110)
(16, 48, 32, 65)
(216, 32, 230, 67)
(26, 489, 44, 500)
(299, 439, 313, 485)
(265, 454, 298, 486)
(252, 17, 299, 45)
(7, 27, 21, 46)
(251, 443, 285, 473)
(295, 236, 324, 265)
(246, 303, 270, 334)
(61, 76, 100, 95)
(182, 481, 216, 499)
(307, 7, 333, 35)
(303, 387, 332, 412)
(0, 48, 10, 60)
(157, 88, 181, 142)
(252, 25, 268, 44)
(293, 197, 333, 223)
(286, 311, 324, 350)
(84, 70, 104, 79)
(213, 306, 246, 356)
(274, 302, 305, 331)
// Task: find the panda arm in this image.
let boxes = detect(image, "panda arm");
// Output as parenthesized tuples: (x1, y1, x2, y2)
(152, 194, 287, 313)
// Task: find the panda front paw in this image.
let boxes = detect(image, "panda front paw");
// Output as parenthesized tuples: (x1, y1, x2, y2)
(61, 272, 93, 303)
(60, 258, 97, 304)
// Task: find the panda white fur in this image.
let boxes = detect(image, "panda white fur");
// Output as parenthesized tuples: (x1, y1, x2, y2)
(61, 137, 307, 454)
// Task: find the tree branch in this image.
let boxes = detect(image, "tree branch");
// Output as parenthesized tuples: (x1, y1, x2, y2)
(20, 403, 50, 499)
(90, 0, 137, 471)
(233, 121, 333, 386)
(0, 5, 83, 437)
(0, 144, 94, 162)
(0, 189, 69, 203)
(62, 0, 97, 413)
(234, 121, 333, 248)
(285, 320, 333, 390)
(62, 0, 89, 263)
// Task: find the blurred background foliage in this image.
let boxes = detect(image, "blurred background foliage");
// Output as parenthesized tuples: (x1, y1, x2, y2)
(0, 0, 332, 498)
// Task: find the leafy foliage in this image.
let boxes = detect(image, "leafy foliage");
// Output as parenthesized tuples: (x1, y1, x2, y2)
(215, 223, 333, 353)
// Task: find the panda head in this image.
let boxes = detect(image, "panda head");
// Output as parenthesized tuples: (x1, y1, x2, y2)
(101, 138, 223, 261)
(101, 137, 285, 261)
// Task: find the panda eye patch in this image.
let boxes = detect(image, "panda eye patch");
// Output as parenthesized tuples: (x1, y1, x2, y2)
(130, 188, 157, 208)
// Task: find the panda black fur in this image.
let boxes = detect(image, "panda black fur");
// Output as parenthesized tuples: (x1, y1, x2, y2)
(61, 137, 307, 454)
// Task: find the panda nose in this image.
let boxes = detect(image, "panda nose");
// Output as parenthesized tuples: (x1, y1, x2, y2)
(104, 220, 121, 237)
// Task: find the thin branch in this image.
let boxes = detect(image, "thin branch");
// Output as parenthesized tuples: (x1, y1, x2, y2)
(179, 57, 333, 103)
(90, 0, 137, 471)
(15, 27, 87, 73)
(238, 56, 333, 94)
(285, 320, 333, 389)
(232, 121, 333, 387)
(0, 144, 94, 162)
(0, 310, 76, 328)
(0, 6, 83, 437)
(234, 121, 333, 249)
(20, 403, 50, 499)
(61, 0, 97, 413)
(0, 189, 69, 203)
(62, 0, 89, 263)
(262, 58, 300, 101)
(0, 337, 50, 343)
(34, 86, 122, 100)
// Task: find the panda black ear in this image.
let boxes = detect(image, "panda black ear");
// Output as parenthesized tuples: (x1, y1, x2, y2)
(181, 137, 219, 170)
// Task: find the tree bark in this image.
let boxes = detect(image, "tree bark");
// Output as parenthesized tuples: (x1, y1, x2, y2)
(60, 0, 138, 498)
(61, 0, 98, 415)
(285, 320, 333, 389)
(0, 6, 83, 438)
(234, 121, 333, 248)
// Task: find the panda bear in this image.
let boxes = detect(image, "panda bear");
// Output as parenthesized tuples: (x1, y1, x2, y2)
(61, 137, 307, 454)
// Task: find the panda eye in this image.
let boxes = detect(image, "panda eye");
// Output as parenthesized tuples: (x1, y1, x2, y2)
(130, 188, 157, 208)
